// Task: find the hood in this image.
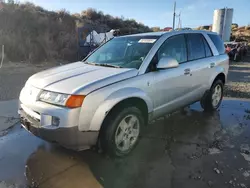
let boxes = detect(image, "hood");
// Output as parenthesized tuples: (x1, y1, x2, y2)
(26, 62, 138, 95)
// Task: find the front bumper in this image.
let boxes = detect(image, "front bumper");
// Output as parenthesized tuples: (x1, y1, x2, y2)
(19, 108, 99, 151)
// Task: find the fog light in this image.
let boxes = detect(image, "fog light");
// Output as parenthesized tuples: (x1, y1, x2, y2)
(52, 116, 60, 126)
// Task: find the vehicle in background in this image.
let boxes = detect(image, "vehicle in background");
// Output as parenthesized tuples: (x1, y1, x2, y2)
(77, 25, 119, 60)
(19, 30, 229, 157)
(162, 27, 173, 31)
(175, 27, 192, 31)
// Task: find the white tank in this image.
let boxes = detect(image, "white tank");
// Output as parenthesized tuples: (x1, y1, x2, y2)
(212, 8, 233, 42)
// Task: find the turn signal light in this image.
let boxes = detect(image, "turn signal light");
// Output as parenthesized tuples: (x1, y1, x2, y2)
(65, 95, 85, 108)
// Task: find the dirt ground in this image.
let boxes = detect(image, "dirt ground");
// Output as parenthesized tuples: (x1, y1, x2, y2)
(225, 61, 250, 99)
(0, 60, 250, 188)
(0, 62, 58, 101)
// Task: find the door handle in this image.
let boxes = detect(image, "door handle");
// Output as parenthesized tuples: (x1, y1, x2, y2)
(210, 63, 215, 68)
(184, 68, 190, 75)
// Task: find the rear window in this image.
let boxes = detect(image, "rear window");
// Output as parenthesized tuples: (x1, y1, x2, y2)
(208, 34, 225, 55)
(202, 37, 213, 57)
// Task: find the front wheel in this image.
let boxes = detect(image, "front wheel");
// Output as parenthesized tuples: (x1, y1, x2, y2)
(100, 106, 144, 157)
(201, 80, 224, 111)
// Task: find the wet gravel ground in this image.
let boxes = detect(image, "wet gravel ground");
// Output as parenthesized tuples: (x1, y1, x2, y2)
(0, 99, 249, 188)
(0, 59, 249, 188)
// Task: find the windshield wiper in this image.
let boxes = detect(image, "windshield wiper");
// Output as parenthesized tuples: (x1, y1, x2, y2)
(84, 61, 97, 65)
(84, 61, 122, 68)
(98, 63, 122, 68)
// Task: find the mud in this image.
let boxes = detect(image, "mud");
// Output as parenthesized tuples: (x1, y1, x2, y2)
(0, 98, 250, 188)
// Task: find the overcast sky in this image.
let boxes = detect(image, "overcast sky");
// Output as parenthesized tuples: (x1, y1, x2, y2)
(20, 0, 250, 28)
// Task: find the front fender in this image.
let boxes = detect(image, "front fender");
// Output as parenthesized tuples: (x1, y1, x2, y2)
(88, 87, 153, 131)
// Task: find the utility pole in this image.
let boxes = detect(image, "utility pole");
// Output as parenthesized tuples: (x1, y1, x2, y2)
(172, 1, 176, 30)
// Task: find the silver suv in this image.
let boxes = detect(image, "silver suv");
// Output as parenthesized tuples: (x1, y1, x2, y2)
(18, 30, 229, 157)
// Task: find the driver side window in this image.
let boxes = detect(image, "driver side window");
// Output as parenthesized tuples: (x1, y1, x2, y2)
(158, 34, 187, 63)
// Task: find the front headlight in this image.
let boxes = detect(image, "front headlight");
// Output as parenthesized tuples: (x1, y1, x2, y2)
(39, 90, 69, 106)
(39, 90, 85, 108)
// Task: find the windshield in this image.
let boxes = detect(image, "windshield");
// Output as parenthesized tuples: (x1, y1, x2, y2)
(84, 36, 159, 69)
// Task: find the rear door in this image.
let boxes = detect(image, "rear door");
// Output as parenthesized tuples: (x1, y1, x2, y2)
(207, 33, 229, 77)
(208, 34, 229, 73)
(185, 33, 213, 100)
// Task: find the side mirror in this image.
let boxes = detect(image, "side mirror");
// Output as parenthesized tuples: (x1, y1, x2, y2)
(156, 56, 179, 69)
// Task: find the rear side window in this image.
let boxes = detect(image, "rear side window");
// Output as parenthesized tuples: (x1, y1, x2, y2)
(186, 33, 206, 61)
(158, 34, 187, 63)
(202, 37, 213, 57)
(208, 34, 225, 55)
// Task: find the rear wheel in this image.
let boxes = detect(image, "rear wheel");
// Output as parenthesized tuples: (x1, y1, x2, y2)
(201, 80, 224, 111)
(100, 106, 144, 157)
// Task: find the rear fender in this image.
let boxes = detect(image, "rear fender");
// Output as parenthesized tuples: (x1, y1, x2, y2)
(88, 87, 153, 131)
(209, 66, 226, 87)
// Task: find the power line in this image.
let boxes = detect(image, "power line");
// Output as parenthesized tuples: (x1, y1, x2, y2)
(176, 12, 182, 29)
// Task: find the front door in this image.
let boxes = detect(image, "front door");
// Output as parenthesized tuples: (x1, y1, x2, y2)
(148, 34, 193, 118)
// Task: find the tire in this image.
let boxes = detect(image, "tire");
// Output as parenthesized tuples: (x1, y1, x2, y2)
(201, 79, 224, 111)
(100, 106, 144, 157)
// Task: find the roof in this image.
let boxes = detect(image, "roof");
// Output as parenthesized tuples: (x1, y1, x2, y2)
(120, 31, 168, 37)
(165, 30, 217, 35)
(120, 30, 217, 38)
